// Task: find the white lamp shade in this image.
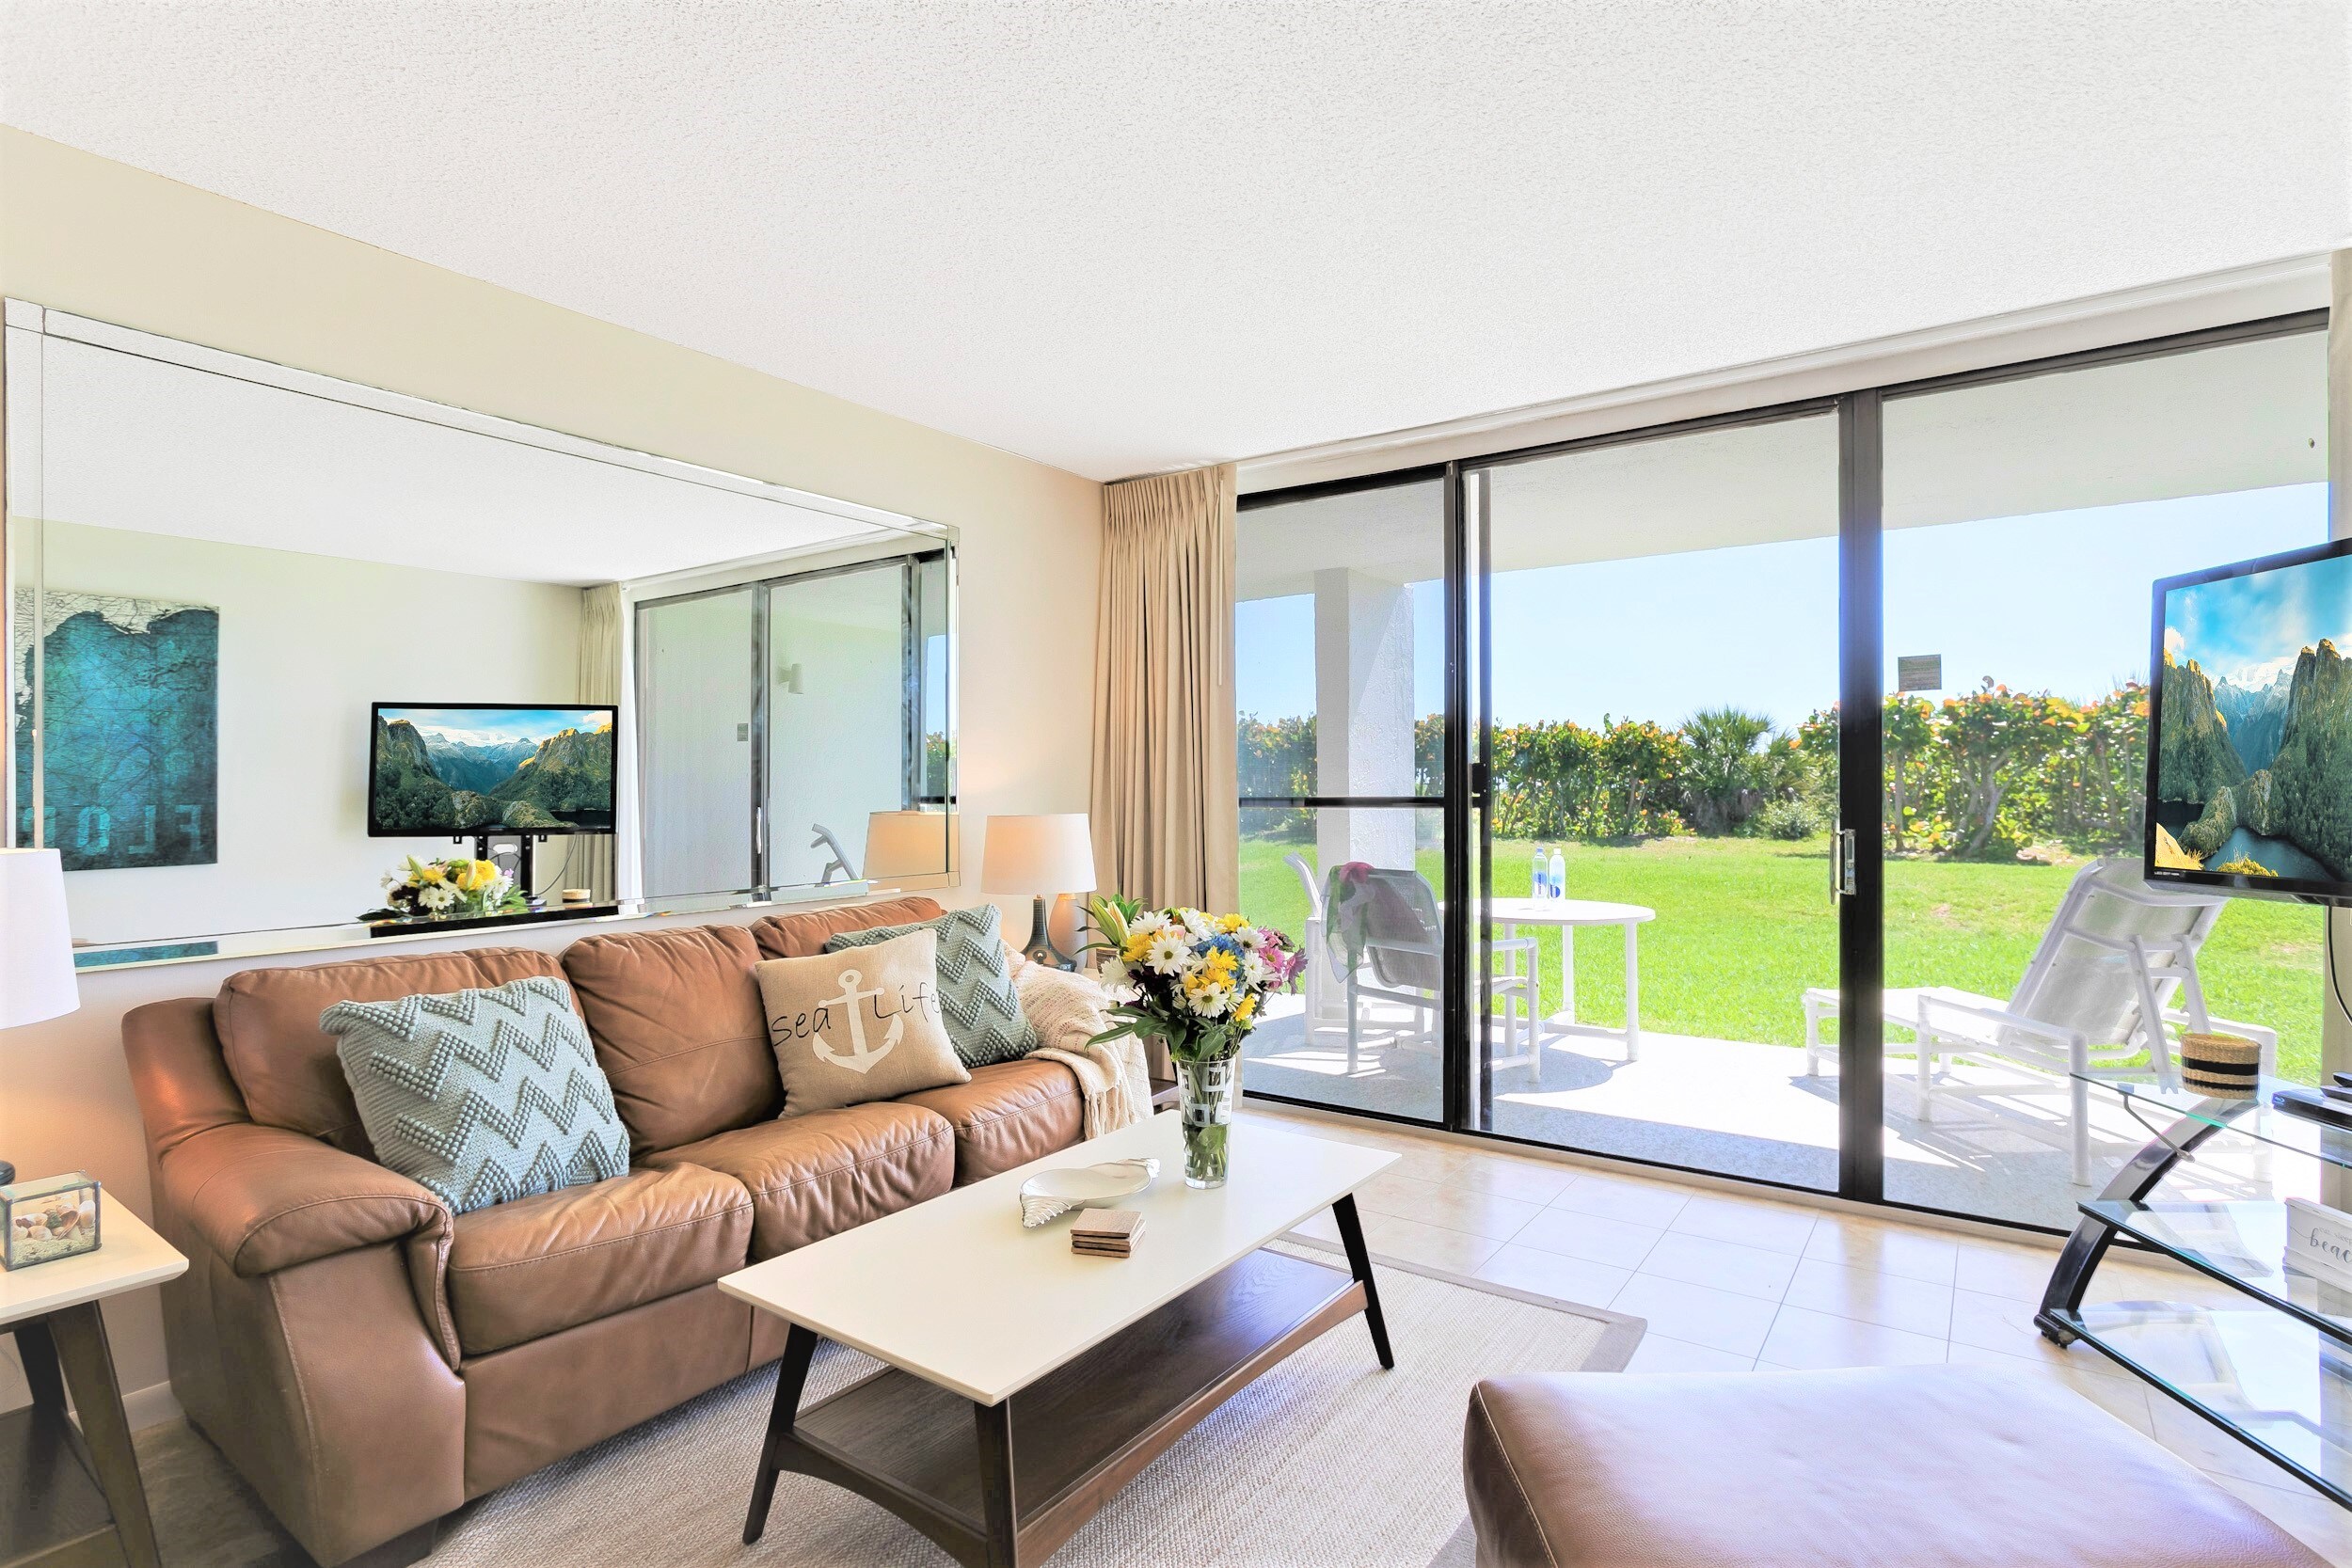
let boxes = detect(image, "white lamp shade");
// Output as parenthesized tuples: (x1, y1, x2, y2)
(980, 814, 1098, 896)
(863, 810, 958, 880)
(0, 848, 78, 1027)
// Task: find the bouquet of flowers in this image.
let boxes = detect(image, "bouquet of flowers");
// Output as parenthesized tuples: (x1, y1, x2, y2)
(1087, 900, 1287, 1061)
(381, 856, 524, 921)
(1086, 897, 1291, 1187)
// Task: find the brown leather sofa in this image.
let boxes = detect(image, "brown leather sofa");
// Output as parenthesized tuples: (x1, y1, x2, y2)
(120, 896, 1089, 1568)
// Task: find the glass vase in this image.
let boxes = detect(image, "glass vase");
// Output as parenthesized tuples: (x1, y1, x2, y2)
(1176, 1053, 1238, 1189)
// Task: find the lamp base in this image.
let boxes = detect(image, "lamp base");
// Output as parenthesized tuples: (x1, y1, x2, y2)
(1021, 895, 1077, 971)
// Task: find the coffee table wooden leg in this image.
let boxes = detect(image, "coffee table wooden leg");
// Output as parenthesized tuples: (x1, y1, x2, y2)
(1332, 1195, 1393, 1370)
(47, 1303, 165, 1568)
(974, 1398, 1018, 1568)
(743, 1323, 820, 1545)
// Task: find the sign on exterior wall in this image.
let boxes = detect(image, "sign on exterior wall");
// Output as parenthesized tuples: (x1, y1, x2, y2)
(1896, 654, 1944, 693)
(12, 589, 220, 870)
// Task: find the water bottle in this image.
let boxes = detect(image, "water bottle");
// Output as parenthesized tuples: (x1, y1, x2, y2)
(1531, 846, 1549, 899)
(1549, 847, 1566, 901)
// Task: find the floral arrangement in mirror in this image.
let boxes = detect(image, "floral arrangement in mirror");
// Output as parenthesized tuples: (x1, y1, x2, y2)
(3, 1172, 102, 1270)
(377, 856, 524, 921)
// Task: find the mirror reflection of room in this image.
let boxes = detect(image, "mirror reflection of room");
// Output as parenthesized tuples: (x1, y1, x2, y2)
(5, 307, 958, 964)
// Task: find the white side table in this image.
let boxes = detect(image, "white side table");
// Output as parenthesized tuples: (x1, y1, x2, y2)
(1487, 897, 1658, 1072)
(2, 1194, 186, 1568)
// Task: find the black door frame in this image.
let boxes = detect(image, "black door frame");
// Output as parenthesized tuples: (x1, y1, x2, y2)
(1237, 306, 2329, 1227)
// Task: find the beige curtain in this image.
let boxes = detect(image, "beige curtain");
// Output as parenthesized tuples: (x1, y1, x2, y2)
(1090, 463, 1240, 912)
(577, 584, 623, 902)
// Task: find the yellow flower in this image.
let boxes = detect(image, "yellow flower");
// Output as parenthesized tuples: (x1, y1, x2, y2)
(1203, 949, 1238, 979)
(1235, 995, 1258, 1022)
(1122, 931, 1153, 962)
(419, 864, 448, 884)
(1216, 912, 1248, 933)
(456, 860, 501, 893)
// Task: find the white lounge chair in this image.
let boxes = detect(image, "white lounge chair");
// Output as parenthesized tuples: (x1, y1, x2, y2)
(1802, 858, 2278, 1185)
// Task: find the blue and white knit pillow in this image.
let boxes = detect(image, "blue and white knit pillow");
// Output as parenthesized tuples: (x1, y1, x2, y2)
(825, 903, 1039, 1067)
(323, 975, 629, 1214)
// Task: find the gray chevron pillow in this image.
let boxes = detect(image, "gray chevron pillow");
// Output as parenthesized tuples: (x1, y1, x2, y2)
(322, 975, 629, 1214)
(825, 903, 1039, 1067)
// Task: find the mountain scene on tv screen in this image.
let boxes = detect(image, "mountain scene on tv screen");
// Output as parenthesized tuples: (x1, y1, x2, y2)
(373, 707, 614, 835)
(2155, 558, 2352, 884)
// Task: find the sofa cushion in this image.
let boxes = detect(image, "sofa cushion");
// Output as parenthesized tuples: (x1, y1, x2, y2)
(215, 947, 567, 1153)
(898, 1058, 1084, 1183)
(644, 1101, 953, 1259)
(756, 930, 968, 1117)
(825, 903, 1039, 1068)
(446, 1163, 753, 1356)
(324, 976, 631, 1215)
(750, 895, 945, 959)
(561, 924, 779, 1154)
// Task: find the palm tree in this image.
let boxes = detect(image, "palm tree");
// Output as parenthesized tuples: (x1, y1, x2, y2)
(1680, 706, 1774, 835)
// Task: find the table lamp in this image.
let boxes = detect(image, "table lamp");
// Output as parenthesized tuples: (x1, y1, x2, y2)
(0, 847, 79, 1186)
(980, 814, 1097, 969)
(863, 809, 959, 882)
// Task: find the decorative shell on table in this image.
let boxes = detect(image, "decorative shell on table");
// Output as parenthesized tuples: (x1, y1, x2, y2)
(1018, 1159, 1159, 1228)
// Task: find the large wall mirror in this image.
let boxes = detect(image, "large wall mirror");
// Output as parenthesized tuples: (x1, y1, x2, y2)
(3, 302, 958, 969)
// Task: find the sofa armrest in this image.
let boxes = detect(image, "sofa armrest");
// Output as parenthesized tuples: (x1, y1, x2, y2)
(159, 1121, 460, 1365)
(163, 1121, 447, 1275)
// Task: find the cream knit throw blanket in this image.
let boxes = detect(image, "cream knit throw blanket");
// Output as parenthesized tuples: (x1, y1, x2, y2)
(1011, 956, 1152, 1137)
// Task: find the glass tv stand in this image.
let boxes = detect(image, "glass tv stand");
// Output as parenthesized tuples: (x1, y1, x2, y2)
(2041, 1074, 2352, 1509)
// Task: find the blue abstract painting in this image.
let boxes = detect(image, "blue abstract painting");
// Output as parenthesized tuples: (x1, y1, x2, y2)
(12, 590, 219, 870)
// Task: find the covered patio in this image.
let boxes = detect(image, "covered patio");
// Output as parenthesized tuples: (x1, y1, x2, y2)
(1240, 993, 2303, 1232)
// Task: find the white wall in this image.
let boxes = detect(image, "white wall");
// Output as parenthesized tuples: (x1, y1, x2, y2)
(0, 126, 1103, 1416)
(34, 519, 580, 942)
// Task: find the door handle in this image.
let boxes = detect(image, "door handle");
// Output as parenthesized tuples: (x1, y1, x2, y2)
(1830, 826, 1857, 902)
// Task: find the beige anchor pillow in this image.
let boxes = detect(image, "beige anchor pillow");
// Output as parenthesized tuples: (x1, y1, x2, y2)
(754, 927, 968, 1117)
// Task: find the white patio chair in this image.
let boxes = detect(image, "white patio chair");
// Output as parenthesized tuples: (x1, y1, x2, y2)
(1323, 864, 1537, 1073)
(1285, 852, 1338, 1030)
(1802, 858, 2278, 1184)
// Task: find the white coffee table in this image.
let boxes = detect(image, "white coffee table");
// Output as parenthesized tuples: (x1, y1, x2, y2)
(719, 1112, 1397, 1568)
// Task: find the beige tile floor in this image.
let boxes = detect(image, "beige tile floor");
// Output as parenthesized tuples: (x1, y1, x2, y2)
(1255, 1102, 2352, 1564)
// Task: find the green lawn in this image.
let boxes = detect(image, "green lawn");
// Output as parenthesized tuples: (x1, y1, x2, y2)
(1239, 833, 2324, 1082)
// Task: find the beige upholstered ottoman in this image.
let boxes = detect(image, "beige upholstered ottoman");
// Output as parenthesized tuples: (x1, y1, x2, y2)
(1463, 1365, 2327, 1568)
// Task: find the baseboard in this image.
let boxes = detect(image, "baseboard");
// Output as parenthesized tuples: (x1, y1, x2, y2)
(126, 1378, 183, 1433)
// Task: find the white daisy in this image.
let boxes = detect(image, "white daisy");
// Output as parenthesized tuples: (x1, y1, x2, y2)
(1144, 934, 1187, 974)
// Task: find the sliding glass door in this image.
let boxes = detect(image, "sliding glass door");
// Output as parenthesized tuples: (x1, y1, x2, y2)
(1232, 309, 2329, 1226)
(1467, 413, 1844, 1190)
(1874, 326, 2330, 1227)
(1233, 475, 1450, 1125)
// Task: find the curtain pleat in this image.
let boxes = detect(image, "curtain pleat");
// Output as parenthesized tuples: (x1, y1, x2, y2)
(1089, 463, 1240, 912)
(577, 583, 623, 903)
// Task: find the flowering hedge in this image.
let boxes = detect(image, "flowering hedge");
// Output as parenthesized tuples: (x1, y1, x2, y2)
(1240, 677, 2151, 860)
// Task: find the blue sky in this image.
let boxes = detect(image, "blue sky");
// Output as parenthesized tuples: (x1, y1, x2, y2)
(2167, 542, 2352, 689)
(387, 705, 609, 749)
(1235, 483, 2330, 732)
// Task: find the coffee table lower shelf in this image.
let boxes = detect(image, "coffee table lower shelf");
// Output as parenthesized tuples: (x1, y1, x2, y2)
(743, 1245, 1379, 1568)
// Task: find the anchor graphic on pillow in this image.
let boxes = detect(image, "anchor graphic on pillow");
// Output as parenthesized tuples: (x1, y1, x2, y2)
(815, 965, 902, 1073)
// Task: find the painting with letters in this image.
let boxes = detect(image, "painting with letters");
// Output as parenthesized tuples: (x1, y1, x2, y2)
(12, 588, 219, 869)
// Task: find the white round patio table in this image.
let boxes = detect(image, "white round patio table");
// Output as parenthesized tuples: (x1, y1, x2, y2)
(1486, 897, 1657, 1075)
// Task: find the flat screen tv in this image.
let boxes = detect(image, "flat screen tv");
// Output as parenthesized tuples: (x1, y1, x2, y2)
(369, 703, 617, 837)
(2148, 539, 2352, 906)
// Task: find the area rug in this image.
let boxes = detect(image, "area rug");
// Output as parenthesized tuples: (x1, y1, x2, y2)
(139, 1243, 1640, 1568)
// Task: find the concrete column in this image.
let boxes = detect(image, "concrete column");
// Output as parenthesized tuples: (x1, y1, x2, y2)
(2328, 251, 2351, 1085)
(1313, 567, 1414, 877)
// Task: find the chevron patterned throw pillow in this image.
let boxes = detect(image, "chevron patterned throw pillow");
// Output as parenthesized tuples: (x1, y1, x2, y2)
(825, 903, 1040, 1068)
(322, 975, 630, 1214)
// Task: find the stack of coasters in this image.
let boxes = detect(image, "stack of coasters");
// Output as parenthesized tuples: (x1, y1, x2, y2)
(1072, 1210, 1143, 1258)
